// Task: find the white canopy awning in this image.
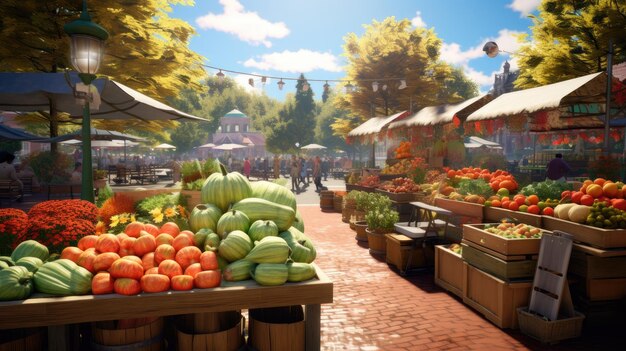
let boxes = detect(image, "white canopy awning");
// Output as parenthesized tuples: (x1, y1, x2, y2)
(466, 72, 606, 121)
(389, 95, 490, 129)
(348, 111, 408, 137)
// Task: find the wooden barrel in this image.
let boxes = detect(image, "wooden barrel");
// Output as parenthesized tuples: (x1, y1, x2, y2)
(333, 191, 346, 212)
(354, 221, 369, 242)
(0, 327, 46, 351)
(342, 199, 356, 223)
(91, 317, 163, 351)
(176, 311, 243, 351)
(249, 306, 304, 351)
(319, 190, 334, 212)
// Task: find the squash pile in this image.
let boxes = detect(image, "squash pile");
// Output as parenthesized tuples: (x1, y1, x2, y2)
(0, 166, 317, 301)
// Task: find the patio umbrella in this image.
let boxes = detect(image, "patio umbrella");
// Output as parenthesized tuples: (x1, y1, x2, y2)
(154, 143, 176, 149)
(0, 124, 44, 141)
(198, 143, 216, 149)
(213, 143, 247, 151)
(40, 128, 146, 143)
(301, 143, 327, 150)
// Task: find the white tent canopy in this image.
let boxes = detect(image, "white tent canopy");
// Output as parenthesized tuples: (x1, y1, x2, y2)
(347, 111, 408, 137)
(301, 143, 327, 149)
(213, 143, 247, 151)
(466, 72, 606, 121)
(154, 143, 176, 149)
(389, 95, 490, 129)
(198, 143, 216, 149)
(0, 72, 206, 122)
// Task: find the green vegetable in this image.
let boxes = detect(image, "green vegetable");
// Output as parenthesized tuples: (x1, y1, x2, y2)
(520, 180, 573, 200)
(457, 179, 493, 198)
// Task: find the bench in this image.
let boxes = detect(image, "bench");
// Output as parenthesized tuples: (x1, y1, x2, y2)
(0, 180, 21, 206)
(47, 184, 81, 200)
(129, 166, 159, 185)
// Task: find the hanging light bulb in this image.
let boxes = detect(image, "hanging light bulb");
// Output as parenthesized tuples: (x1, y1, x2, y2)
(345, 82, 354, 93)
(216, 70, 225, 81)
(398, 79, 407, 90)
(261, 76, 267, 85)
(248, 78, 254, 87)
(277, 79, 285, 90)
(323, 81, 330, 93)
(382, 84, 388, 91)
(372, 81, 379, 92)
(302, 81, 310, 91)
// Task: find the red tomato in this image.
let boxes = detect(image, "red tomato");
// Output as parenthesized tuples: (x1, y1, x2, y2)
(200, 251, 219, 271)
(109, 258, 144, 280)
(142, 252, 156, 271)
(542, 207, 555, 216)
(93, 252, 121, 272)
(171, 275, 194, 291)
(158, 259, 183, 279)
(184, 263, 202, 278)
(124, 222, 146, 238)
(172, 235, 193, 252)
(580, 194, 594, 206)
(571, 191, 584, 204)
(140, 274, 171, 293)
(154, 244, 176, 264)
(114, 278, 141, 296)
(77, 249, 98, 273)
(561, 190, 572, 199)
(194, 270, 221, 289)
(160, 222, 180, 237)
(527, 205, 540, 215)
(501, 200, 511, 209)
(78, 235, 98, 251)
(508, 201, 520, 211)
(175, 246, 202, 270)
(60, 247, 83, 263)
(92, 272, 115, 295)
(526, 195, 539, 206)
(133, 235, 157, 257)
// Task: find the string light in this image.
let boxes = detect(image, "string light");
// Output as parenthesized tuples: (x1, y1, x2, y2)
(216, 70, 225, 81)
(302, 81, 310, 91)
(248, 78, 254, 87)
(345, 82, 354, 93)
(277, 79, 285, 90)
(398, 80, 407, 90)
(323, 81, 330, 93)
(372, 81, 379, 92)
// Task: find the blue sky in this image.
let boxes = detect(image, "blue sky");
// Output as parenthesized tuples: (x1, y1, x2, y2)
(171, 0, 541, 101)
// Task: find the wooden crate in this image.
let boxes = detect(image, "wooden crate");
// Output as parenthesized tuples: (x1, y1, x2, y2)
(463, 224, 542, 256)
(583, 278, 626, 301)
(379, 173, 407, 181)
(542, 216, 626, 249)
(375, 189, 419, 203)
(461, 242, 537, 281)
(569, 250, 626, 279)
(385, 234, 426, 271)
(463, 264, 533, 329)
(434, 245, 466, 298)
(484, 207, 542, 227)
(434, 197, 484, 218)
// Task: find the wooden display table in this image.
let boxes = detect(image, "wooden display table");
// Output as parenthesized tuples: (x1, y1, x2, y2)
(0, 265, 333, 351)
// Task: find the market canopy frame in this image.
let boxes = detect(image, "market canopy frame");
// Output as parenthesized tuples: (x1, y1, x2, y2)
(389, 95, 492, 129)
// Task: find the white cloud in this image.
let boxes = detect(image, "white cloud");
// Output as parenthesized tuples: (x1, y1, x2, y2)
(196, 0, 289, 48)
(243, 49, 343, 73)
(508, 0, 541, 16)
(411, 11, 426, 28)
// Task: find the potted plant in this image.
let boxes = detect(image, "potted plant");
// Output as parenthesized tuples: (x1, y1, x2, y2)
(93, 169, 108, 189)
(354, 193, 391, 242)
(365, 204, 399, 256)
(342, 190, 360, 223)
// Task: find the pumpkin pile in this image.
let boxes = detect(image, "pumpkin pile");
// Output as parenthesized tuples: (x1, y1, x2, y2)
(0, 164, 317, 301)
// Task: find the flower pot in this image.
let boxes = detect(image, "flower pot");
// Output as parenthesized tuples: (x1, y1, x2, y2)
(342, 200, 356, 223)
(366, 228, 391, 256)
(354, 221, 368, 243)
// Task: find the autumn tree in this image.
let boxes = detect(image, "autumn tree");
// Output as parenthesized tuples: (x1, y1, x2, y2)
(0, 0, 206, 149)
(332, 17, 474, 138)
(515, 0, 626, 88)
(315, 92, 353, 153)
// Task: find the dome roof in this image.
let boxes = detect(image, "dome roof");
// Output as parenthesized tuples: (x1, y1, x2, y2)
(223, 109, 247, 118)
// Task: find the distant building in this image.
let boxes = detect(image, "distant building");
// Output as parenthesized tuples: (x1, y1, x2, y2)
(211, 109, 266, 159)
(491, 61, 520, 97)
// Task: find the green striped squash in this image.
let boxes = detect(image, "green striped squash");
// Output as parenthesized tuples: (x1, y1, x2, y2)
(201, 163, 252, 212)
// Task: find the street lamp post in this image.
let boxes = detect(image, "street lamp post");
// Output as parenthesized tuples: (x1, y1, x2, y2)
(64, 0, 109, 202)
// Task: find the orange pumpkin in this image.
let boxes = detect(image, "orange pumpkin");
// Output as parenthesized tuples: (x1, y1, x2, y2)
(200, 251, 219, 271)
(119, 237, 137, 257)
(155, 233, 174, 246)
(95, 233, 120, 253)
(116, 233, 129, 242)
(194, 270, 221, 289)
(114, 278, 141, 296)
(145, 267, 159, 275)
(77, 249, 97, 273)
(171, 275, 194, 291)
(122, 255, 143, 265)
(133, 235, 157, 257)
(178, 230, 194, 240)
(124, 222, 146, 238)
(172, 235, 193, 252)
(140, 274, 171, 293)
(60, 246, 83, 263)
(78, 235, 98, 250)
(144, 224, 160, 237)
(109, 258, 144, 280)
(175, 246, 202, 270)
(154, 244, 176, 264)
(93, 252, 121, 272)
(160, 222, 180, 237)
(184, 263, 202, 278)
(158, 259, 183, 279)
(92, 272, 115, 295)
(141, 252, 156, 271)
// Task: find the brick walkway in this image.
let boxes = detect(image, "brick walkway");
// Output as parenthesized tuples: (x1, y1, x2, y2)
(298, 205, 623, 351)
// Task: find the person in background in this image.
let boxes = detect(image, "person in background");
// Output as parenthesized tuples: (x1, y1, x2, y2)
(313, 156, 324, 192)
(299, 157, 308, 187)
(0, 151, 23, 201)
(273, 155, 280, 179)
(70, 162, 82, 184)
(243, 157, 251, 179)
(546, 153, 571, 182)
(290, 155, 300, 192)
(16, 158, 40, 192)
(321, 157, 329, 181)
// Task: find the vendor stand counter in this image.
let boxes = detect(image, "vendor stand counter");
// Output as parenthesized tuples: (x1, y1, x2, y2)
(0, 264, 333, 351)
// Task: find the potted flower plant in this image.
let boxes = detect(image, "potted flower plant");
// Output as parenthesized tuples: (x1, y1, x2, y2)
(354, 193, 391, 242)
(365, 202, 399, 256)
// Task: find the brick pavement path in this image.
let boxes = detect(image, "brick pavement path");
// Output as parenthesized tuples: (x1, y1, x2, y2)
(298, 206, 622, 351)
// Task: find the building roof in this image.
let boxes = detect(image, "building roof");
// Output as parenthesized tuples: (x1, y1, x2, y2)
(223, 109, 247, 118)
(388, 95, 490, 129)
(347, 111, 408, 137)
(213, 132, 265, 146)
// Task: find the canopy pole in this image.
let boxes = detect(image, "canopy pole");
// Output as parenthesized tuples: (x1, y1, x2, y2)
(604, 38, 613, 157)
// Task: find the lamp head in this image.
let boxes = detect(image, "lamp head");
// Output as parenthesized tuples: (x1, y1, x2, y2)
(483, 41, 500, 58)
(64, 1, 108, 76)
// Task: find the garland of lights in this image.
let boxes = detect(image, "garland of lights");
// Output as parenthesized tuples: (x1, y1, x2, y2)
(203, 64, 407, 92)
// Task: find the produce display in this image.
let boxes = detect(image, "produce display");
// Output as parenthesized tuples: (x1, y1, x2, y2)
(0, 166, 318, 301)
(358, 175, 380, 188)
(378, 178, 421, 193)
(394, 141, 412, 159)
(483, 222, 543, 239)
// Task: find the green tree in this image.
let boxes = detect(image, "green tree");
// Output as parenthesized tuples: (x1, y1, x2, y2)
(332, 17, 472, 138)
(315, 92, 352, 152)
(0, 0, 206, 150)
(515, 0, 626, 88)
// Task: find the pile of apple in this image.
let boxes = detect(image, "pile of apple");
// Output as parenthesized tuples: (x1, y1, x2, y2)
(60, 221, 220, 296)
(484, 189, 558, 216)
(483, 222, 543, 239)
(563, 178, 626, 211)
(445, 168, 519, 192)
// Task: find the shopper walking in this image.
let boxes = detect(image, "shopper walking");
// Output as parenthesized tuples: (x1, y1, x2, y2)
(290, 155, 300, 192)
(313, 156, 324, 192)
